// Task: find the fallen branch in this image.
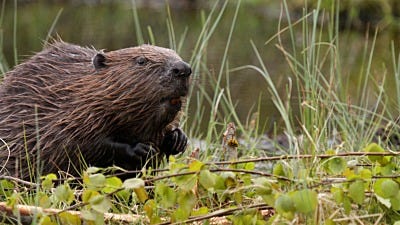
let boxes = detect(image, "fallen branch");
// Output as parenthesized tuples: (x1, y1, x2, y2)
(0, 202, 145, 224)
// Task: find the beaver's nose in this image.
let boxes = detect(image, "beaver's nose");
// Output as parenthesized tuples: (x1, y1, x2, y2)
(171, 61, 192, 77)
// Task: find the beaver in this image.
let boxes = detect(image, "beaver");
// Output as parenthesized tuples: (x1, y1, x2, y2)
(0, 41, 191, 180)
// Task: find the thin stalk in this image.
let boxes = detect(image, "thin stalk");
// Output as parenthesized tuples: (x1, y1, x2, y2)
(44, 8, 63, 45)
(131, 0, 144, 45)
(166, 4, 176, 50)
(206, 0, 241, 146)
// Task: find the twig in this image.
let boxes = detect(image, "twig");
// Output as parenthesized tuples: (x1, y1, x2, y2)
(145, 166, 292, 183)
(0, 175, 38, 187)
(211, 151, 400, 166)
(211, 168, 292, 181)
(160, 203, 273, 225)
(332, 213, 383, 223)
(0, 202, 145, 224)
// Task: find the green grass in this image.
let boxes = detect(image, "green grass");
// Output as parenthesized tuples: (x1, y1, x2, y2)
(1, 0, 400, 224)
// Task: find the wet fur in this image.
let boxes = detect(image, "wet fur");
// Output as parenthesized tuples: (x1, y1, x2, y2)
(0, 41, 190, 179)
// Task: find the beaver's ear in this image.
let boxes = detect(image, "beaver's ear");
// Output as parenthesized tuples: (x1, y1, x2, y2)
(93, 53, 107, 70)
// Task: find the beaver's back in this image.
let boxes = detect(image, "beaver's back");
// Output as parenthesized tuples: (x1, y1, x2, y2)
(0, 41, 191, 180)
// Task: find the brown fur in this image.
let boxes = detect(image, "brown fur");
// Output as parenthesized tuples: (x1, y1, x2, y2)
(0, 41, 191, 180)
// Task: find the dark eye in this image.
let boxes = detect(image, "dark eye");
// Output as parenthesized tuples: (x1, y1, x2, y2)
(136, 56, 147, 66)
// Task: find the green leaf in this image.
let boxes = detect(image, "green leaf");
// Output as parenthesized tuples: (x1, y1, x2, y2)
(155, 183, 177, 208)
(102, 176, 122, 194)
(380, 163, 395, 176)
(343, 168, 357, 180)
(133, 185, 148, 203)
(214, 174, 227, 190)
(244, 162, 255, 170)
(85, 174, 106, 190)
(82, 190, 100, 203)
(381, 179, 399, 198)
(188, 160, 204, 172)
(191, 207, 209, 216)
(169, 161, 187, 173)
(374, 179, 399, 198)
(291, 189, 318, 214)
(273, 162, 290, 178)
(59, 212, 81, 225)
(348, 180, 365, 204)
(275, 194, 295, 213)
(144, 199, 156, 218)
(38, 215, 56, 225)
(328, 157, 346, 174)
(90, 195, 111, 214)
(37, 192, 51, 208)
(122, 178, 145, 189)
(325, 149, 336, 155)
(172, 173, 197, 191)
(54, 184, 74, 204)
(116, 189, 130, 202)
(41, 173, 57, 190)
(177, 191, 196, 213)
(254, 178, 273, 195)
(0, 179, 15, 197)
(331, 187, 343, 204)
(343, 196, 351, 215)
(81, 210, 94, 220)
(325, 219, 336, 225)
(359, 169, 372, 179)
(86, 167, 101, 174)
(220, 172, 236, 188)
(199, 170, 217, 190)
(172, 207, 190, 222)
(365, 143, 390, 165)
(145, 200, 162, 224)
(254, 178, 274, 205)
(391, 191, 400, 210)
(233, 190, 243, 204)
(241, 173, 252, 186)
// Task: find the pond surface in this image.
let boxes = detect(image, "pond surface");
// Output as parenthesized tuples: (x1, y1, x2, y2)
(1, 1, 400, 136)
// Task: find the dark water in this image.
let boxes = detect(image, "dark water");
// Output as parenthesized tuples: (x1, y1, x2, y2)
(1, 1, 400, 135)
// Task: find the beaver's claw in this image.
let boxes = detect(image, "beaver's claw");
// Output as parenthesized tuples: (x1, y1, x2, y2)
(161, 128, 188, 157)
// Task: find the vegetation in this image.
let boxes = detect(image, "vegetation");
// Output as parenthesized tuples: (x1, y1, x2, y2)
(1, 0, 400, 224)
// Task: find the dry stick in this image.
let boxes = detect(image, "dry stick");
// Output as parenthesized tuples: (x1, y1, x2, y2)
(0, 202, 145, 224)
(145, 167, 292, 184)
(222, 122, 238, 161)
(159, 203, 273, 225)
(0, 175, 38, 187)
(211, 151, 400, 166)
(332, 213, 383, 223)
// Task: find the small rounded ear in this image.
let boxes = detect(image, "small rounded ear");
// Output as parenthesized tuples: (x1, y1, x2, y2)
(93, 53, 107, 69)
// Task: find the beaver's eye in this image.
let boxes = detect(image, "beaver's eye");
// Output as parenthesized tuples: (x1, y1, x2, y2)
(136, 56, 147, 66)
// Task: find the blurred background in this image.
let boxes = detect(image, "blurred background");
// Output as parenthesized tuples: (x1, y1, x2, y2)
(1, 0, 400, 135)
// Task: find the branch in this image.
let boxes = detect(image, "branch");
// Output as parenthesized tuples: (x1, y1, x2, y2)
(0, 175, 38, 187)
(0, 202, 144, 224)
(161, 203, 273, 225)
(212, 151, 400, 165)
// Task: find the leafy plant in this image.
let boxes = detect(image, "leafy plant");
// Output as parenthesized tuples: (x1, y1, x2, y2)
(1, 0, 400, 224)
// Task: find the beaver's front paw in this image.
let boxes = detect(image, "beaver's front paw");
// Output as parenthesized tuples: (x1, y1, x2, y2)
(105, 138, 158, 170)
(161, 128, 188, 157)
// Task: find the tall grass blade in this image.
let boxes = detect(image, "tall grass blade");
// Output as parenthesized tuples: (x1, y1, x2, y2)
(44, 8, 63, 45)
(131, 0, 144, 45)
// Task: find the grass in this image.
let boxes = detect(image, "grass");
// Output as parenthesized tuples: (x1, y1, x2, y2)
(1, 0, 400, 224)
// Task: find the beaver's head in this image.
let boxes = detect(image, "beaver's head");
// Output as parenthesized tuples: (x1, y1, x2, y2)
(89, 45, 192, 142)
